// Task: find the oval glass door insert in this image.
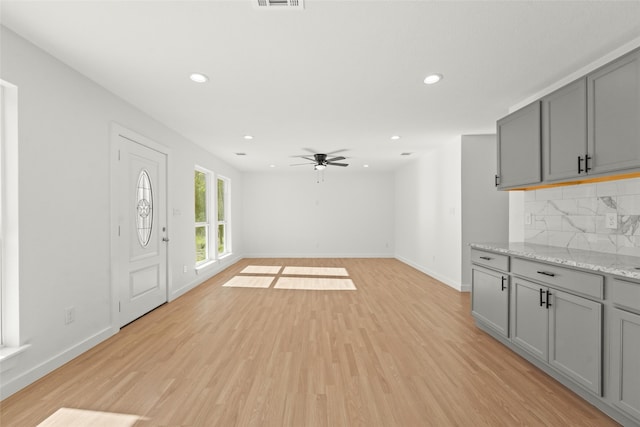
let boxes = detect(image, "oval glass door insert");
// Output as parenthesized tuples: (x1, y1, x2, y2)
(136, 169, 154, 247)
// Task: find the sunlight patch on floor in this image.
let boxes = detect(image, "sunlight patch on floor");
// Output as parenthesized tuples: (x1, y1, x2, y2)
(281, 266, 349, 276)
(240, 265, 282, 274)
(37, 408, 145, 427)
(222, 276, 275, 288)
(274, 277, 356, 290)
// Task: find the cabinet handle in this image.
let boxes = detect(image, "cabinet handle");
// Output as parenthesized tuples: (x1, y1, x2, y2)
(577, 156, 584, 174)
(537, 270, 556, 277)
(585, 154, 592, 172)
(501, 276, 507, 291)
(494, 174, 499, 187)
(479, 256, 493, 261)
(539, 288, 545, 307)
(546, 290, 552, 309)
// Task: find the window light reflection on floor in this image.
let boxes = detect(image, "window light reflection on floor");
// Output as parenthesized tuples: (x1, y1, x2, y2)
(37, 408, 146, 427)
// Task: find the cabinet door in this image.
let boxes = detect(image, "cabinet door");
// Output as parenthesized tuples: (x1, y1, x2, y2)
(471, 267, 509, 337)
(512, 278, 548, 361)
(548, 289, 602, 395)
(542, 78, 588, 182)
(497, 101, 542, 189)
(587, 48, 640, 175)
(610, 308, 640, 421)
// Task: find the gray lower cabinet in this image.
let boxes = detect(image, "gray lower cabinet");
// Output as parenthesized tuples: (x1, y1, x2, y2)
(512, 277, 602, 395)
(610, 308, 640, 422)
(496, 101, 541, 189)
(588, 48, 640, 175)
(542, 78, 588, 182)
(471, 266, 509, 338)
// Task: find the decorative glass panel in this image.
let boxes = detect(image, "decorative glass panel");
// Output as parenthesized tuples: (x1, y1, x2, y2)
(136, 170, 153, 247)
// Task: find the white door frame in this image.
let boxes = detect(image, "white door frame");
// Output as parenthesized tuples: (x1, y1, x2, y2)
(109, 123, 172, 331)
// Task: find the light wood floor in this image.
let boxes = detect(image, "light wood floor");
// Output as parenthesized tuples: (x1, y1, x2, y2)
(0, 258, 619, 426)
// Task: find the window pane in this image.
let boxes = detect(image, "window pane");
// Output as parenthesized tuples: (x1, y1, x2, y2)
(195, 171, 207, 223)
(217, 178, 224, 221)
(196, 226, 208, 263)
(218, 223, 225, 254)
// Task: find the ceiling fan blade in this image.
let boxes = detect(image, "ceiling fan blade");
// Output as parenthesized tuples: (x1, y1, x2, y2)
(290, 162, 315, 166)
(290, 155, 316, 162)
(325, 149, 348, 156)
(327, 162, 349, 167)
(326, 156, 346, 162)
(302, 148, 320, 155)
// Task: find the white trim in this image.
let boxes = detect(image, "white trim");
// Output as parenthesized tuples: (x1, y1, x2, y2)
(109, 123, 172, 331)
(510, 37, 640, 113)
(394, 255, 465, 292)
(0, 328, 114, 400)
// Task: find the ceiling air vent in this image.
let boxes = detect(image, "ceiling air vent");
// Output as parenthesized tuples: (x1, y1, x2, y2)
(255, 0, 304, 10)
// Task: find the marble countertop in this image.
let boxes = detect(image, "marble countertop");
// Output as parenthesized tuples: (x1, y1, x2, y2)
(470, 242, 640, 281)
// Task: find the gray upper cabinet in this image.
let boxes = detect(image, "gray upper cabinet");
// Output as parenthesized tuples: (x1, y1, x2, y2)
(588, 48, 640, 175)
(497, 101, 542, 189)
(542, 78, 588, 182)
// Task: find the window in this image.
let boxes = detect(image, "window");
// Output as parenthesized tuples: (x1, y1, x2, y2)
(217, 176, 230, 255)
(194, 168, 212, 265)
(0, 80, 19, 349)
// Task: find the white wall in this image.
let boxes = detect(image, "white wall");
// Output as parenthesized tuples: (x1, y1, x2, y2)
(394, 140, 463, 289)
(461, 135, 509, 287)
(242, 170, 394, 257)
(0, 27, 243, 398)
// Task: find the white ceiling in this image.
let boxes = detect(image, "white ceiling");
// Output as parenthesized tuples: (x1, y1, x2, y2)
(2, 1, 640, 172)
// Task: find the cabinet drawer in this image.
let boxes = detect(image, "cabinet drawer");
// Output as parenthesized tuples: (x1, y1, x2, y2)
(512, 258, 603, 300)
(612, 278, 640, 313)
(471, 249, 509, 272)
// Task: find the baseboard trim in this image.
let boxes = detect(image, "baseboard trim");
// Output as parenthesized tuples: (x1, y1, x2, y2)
(0, 327, 115, 400)
(395, 256, 464, 292)
(243, 253, 394, 259)
(170, 254, 243, 301)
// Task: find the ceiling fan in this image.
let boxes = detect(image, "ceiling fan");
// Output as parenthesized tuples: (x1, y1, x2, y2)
(291, 149, 349, 170)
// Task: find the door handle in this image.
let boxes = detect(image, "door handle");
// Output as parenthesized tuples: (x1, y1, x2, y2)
(546, 290, 552, 309)
(162, 237, 170, 242)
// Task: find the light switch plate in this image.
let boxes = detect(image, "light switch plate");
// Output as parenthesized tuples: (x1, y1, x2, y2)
(605, 213, 618, 229)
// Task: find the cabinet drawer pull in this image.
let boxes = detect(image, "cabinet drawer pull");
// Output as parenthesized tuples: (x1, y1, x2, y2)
(578, 156, 584, 174)
(501, 276, 507, 291)
(539, 288, 545, 307)
(537, 270, 556, 277)
(479, 256, 493, 261)
(546, 290, 552, 309)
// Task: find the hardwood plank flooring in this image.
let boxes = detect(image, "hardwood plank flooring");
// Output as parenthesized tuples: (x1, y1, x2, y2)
(0, 258, 619, 426)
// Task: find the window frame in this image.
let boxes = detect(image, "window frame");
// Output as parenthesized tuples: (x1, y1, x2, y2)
(194, 166, 213, 267)
(217, 176, 231, 256)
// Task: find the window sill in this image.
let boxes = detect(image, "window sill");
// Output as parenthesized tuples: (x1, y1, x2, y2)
(0, 345, 30, 374)
(195, 259, 217, 274)
(218, 252, 233, 260)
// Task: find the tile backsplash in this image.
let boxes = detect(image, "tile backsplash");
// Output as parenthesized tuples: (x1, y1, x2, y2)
(524, 177, 640, 257)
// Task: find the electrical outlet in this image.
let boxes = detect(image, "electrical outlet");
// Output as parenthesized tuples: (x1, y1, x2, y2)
(183, 265, 188, 273)
(525, 213, 532, 225)
(65, 307, 75, 325)
(605, 213, 618, 229)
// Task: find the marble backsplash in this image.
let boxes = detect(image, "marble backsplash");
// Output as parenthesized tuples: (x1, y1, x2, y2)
(524, 177, 640, 257)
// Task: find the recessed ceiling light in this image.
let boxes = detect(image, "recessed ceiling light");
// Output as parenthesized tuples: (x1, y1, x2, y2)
(423, 74, 443, 85)
(363, 164, 369, 168)
(189, 73, 209, 83)
(390, 135, 401, 140)
(269, 164, 276, 168)
(244, 135, 254, 140)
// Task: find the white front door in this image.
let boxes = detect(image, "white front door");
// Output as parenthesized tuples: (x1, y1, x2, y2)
(117, 134, 168, 327)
